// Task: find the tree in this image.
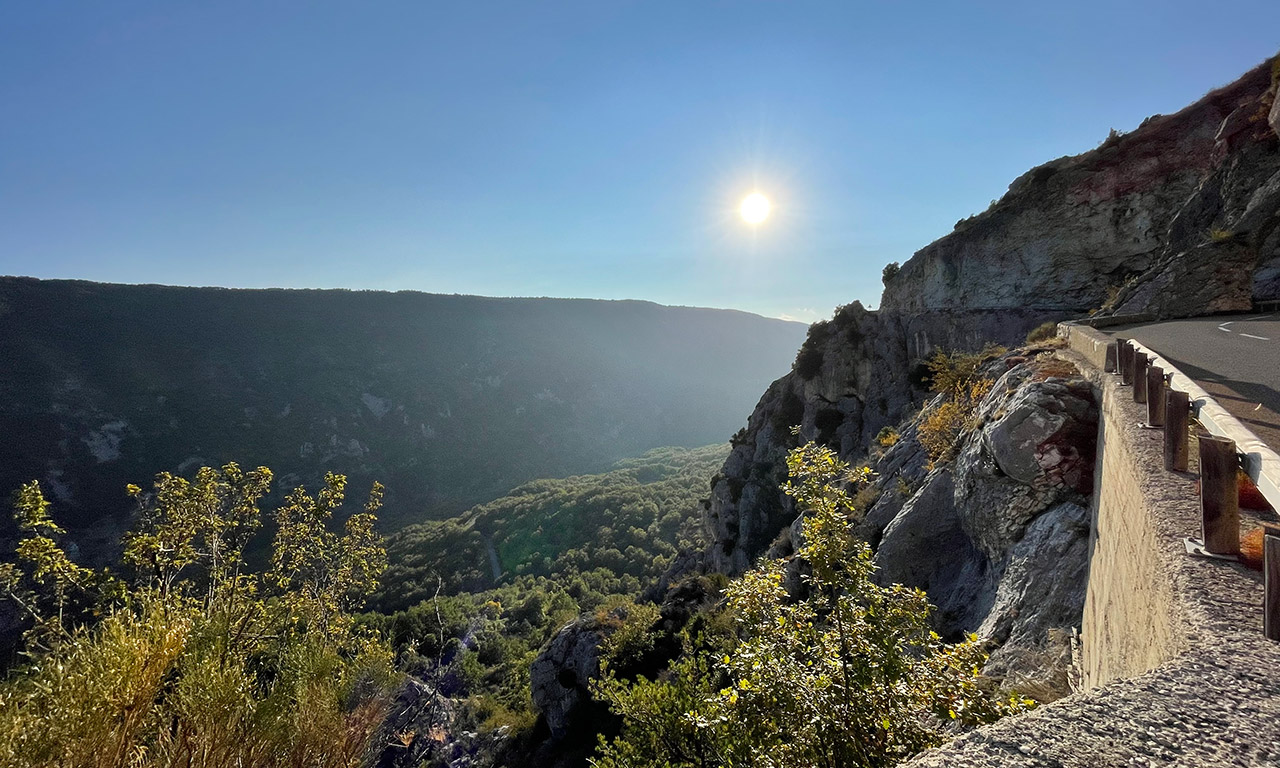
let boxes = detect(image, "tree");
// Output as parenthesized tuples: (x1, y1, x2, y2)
(591, 442, 1034, 768)
(0, 481, 96, 647)
(881, 262, 900, 285)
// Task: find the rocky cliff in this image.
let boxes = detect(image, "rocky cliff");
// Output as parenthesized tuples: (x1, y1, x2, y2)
(525, 54, 1280, 766)
(688, 53, 1280, 582)
(534, 345, 1097, 744)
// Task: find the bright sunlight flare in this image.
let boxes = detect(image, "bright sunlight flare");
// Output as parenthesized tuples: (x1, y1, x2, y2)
(740, 192, 772, 225)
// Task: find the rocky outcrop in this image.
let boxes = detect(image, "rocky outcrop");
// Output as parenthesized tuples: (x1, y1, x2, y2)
(872, 468, 995, 633)
(372, 678, 454, 768)
(529, 618, 606, 740)
(697, 348, 1097, 695)
(864, 355, 1098, 695)
(369, 676, 512, 768)
(1110, 60, 1280, 314)
(877, 63, 1280, 317)
(701, 305, 1061, 576)
(679, 53, 1280, 587)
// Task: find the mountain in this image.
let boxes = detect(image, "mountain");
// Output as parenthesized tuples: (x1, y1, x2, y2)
(0, 278, 805, 553)
(689, 53, 1280, 578)
(511, 55, 1280, 766)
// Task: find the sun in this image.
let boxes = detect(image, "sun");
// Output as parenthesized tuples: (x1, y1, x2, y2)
(740, 192, 771, 225)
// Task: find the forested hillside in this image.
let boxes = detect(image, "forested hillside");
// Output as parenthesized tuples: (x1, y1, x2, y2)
(0, 278, 804, 549)
(374, 444, 727, 611)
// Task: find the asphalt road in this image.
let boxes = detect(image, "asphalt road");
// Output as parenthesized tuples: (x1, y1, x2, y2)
(1109, 314, 1280, 449)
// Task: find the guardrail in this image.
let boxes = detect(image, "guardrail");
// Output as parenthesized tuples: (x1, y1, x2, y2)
(1060, 321, 1280, 640)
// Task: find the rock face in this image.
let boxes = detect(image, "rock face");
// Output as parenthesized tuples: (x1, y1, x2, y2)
(529, 618, 606, 740)
(680, 53, 1279, 585)
(872, 355, 1098, 694)
(1111, 61, 1280, 314)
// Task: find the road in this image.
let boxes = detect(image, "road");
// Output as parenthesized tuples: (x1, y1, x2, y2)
(1108, 314, 1280, 449)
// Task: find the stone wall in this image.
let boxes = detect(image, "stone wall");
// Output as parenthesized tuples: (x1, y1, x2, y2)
(1078, 360, 1188, 686)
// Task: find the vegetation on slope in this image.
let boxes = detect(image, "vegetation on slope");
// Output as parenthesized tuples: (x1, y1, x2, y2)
(0, 466, 396, 768)
(590, 442, 1035, 768)
(0, 278, 804, 540)
(358, 446, 725, 737)
(375, 444, 726, 611)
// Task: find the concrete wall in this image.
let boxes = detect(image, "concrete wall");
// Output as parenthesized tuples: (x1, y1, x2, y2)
(1080, 373, 1187, 686)
(1057, 322, 1113, 372)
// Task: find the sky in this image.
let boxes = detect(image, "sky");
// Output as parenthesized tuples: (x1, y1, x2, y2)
(2, 2, 1279, 323)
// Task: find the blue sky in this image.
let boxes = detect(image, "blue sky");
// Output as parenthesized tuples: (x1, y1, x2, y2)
(2, 2, 1279, 322)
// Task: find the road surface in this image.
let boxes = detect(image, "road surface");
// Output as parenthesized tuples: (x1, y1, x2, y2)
(1108, 314, 1280, 449)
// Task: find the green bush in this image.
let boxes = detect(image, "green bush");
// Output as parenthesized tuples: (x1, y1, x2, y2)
(591, 443, 1034, 768)
(0, 467, 396, 768)
(882, 262, 901, 285)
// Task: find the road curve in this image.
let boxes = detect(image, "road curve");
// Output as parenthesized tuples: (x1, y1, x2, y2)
(1107, 314, 1280, 450)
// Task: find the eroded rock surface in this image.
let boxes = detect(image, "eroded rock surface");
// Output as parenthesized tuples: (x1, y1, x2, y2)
(859, 357, 1098, 695)
(529, 618, 605, 740)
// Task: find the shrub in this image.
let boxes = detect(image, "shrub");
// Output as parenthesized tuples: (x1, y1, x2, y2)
(918, 379, 993, 467)
(592, 443, 1033, 768)
(1099, 127, 1126, 148)
(794, 321, 830, 380)
(924, 346, 1002, 398)
(596, 597, 663, 675)
(0, 468, 396, 768)
(795, 345, 824, 379)
(875, 426, 900, 448)
(1026, 321, 1058, 344)
(882, 262, 901, 285)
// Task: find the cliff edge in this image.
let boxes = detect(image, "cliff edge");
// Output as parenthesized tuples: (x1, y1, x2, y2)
(684, 54, 1280, 582)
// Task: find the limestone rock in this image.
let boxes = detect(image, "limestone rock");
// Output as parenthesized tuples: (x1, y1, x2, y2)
(858, 358, 1097, 691)
(978, 500, 1090, 698)
(873, 468, 994, 632)
(371, 677, 455, 768)
(529, 618, 605, 740)
(691, 306, 1060, 580)
(1270, 87, 1280, 139)
(876, 62, 1267, 317)
(957, 373, 1098, 560)
(1112, 240, 1258, 317)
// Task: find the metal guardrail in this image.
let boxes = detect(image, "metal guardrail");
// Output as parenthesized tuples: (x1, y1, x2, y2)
(1061, 321, 1280, 639)
(1061, 321, 1280, 515)
(1127, 338, 1280, 515)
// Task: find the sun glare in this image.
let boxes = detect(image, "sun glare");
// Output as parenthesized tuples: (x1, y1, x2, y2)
(740, 192, 771, 225)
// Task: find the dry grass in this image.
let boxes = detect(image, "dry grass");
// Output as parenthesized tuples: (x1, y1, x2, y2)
(918, 379, 993, 467)
(1025, 321, 1058, 344)
(1031, 357, 1078, 381)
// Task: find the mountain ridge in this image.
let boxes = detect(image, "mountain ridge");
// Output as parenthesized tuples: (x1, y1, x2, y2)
(0, 276, 806, 557)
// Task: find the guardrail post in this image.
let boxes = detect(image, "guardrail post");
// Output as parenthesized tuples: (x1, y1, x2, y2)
(1266, 527, 1280, 640)
(1133, 352, 1149, 404)
(1104, 342, 1117, 373)
(1119, 341, 1133, 385)
(1146, 366, 1165, 426)
(1199, 435, 1240, 555)
(1165, 390, 1190, 472)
